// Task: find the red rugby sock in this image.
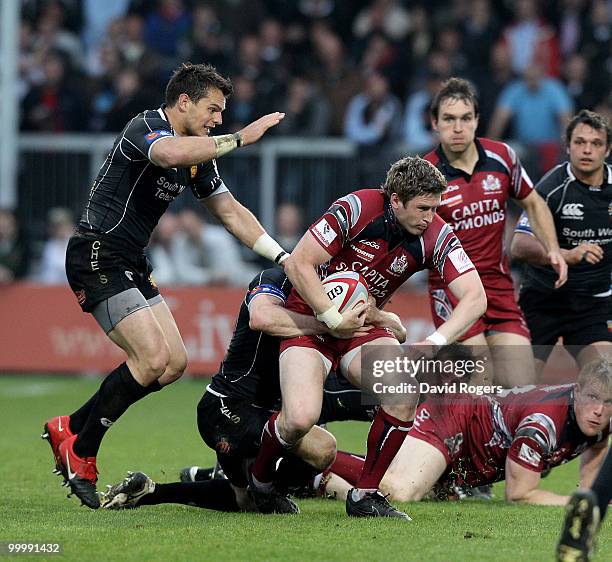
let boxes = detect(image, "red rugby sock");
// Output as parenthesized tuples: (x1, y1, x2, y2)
(330, 450, 365, 486)
(250, 412, 292, 487)
(355, 409, 412, 490)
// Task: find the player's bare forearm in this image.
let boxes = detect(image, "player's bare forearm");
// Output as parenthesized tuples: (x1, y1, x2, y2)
(367, 308, 406, 343)
(510, 231, 550, 266)
(579, 444, 608, 489)
(203, 193, 265, 248)
(284, 234, 335, 316)
(510, 488, 570, 506)
(249, 301, 327, 337)
(440, 272, 487, 343)
(518, 192, 560, 253)
(150, 136, 219, 168)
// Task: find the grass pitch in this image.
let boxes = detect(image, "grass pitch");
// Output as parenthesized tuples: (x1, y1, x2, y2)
(0, 374, 609, 562)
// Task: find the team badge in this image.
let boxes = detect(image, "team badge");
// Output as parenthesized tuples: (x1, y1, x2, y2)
(482, 174, 501, 192)
(74, 289, 86, 305)
(388, 254, 408, 275)
(190, 165, 198, 178)
(148, 273, 158, 290)
(444, 433, 464, 458)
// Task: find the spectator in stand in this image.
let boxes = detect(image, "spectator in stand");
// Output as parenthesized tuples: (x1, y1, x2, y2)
(21, 50, 87, 132)
(222, 75, 260, 132)
(460, 0, 500, 75)
(557, 0, 586, 60)
(37, 207, 74, 285)
(0, 209, 29, 285)
(276, 76, 330, 137)
(274, 203, 304, 254)
(102, 67, 152, 132)
(562, 54, 596, 111)
(488, 62, 573, 175)
(180, 4, 231, 77)
(434, 27, 467, 77)
(147, 212, 181, 286)
(471, 42, 515, 135)
(309, 23, 361, 136)
(352, 0, 411, 43)
(171, 209, 259, 287)
(500, 0, 560, 77)
(579, 0, 610, 106)
(402, 71, 445, 153)
(344, 71, 402, 146)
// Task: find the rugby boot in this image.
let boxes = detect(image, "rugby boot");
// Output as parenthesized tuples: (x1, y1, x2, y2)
(556, 489, 600, 562)
(179, 462, 226, 483)
(346, 488, 411, 520)
(247, 473, 299, 514)
(41, 415, 73, 476)
(101, 471, 155, 510)
(58, 435, 100, 509)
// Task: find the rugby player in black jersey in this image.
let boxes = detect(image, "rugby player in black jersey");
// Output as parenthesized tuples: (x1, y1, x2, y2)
(511, 110, 612, 376)
(98, 268, 404, 513)
(41, 63, 294, 509)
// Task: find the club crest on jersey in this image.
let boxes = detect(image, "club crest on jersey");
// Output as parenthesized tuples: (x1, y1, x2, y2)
(190, 165, 198, 178)
(482, 174, 501, 193)
(388, 254, 408, 275)
(444, 433, 464, 458)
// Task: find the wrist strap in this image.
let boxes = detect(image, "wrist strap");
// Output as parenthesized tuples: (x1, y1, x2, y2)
(425, 331, 447, 346)
(316, 306, 343, 330)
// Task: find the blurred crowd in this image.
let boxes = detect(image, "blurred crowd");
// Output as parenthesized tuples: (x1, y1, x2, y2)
(0, 202, 309, 288)
(11, 0, 612, 287)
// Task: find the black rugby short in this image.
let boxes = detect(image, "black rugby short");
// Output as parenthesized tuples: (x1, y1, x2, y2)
(519, 288, 612, 361)
(197, 390, 274, 488)
(65, 229, 159, 312)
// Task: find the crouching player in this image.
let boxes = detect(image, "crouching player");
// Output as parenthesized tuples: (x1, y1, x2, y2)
(321, 359, 611, 505)
(99, 267, 404, 512)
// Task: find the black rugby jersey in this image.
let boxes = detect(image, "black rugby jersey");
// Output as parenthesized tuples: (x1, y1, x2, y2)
(79, 106, 228, 251)
(515, 162, 612, 296)
(208, 268, 291, 408)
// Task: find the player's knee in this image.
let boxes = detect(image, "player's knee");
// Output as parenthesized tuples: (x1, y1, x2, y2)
(138, 342, 171, 380)
(317, 434, 337, 471)
(162, 347, 188, 383)
(281, 410, 319, 441)
(383, 479, 421, 502)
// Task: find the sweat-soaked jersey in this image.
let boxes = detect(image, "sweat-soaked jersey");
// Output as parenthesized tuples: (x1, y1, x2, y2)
(424, 138, 533, 290)
(79, 106, 228, 251)
(286, 189, 475, 314)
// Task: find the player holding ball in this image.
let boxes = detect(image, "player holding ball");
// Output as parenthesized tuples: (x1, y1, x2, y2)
(247, 155, 487, 519)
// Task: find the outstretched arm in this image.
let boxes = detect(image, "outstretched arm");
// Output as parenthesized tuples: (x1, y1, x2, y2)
(203, 192, 288, 265)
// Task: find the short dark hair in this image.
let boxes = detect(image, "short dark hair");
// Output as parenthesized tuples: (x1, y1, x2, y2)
(565, 109, 611, 148)
(165, 63, 233, 106)
(383, 156, 447, 204)
(430, 77, 479, 120)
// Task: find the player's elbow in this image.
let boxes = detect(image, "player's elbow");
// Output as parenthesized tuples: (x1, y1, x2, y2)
(151, 142, 182, 168)
(248, 307, 272, 334)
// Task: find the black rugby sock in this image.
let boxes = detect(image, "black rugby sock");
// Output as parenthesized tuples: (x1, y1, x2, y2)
(74, 362, 162, 458)
(592, 448, 612, 521)
(274, 455, 319, 493)
(139, 480, 239, 512)
(69, 392, 99, 434)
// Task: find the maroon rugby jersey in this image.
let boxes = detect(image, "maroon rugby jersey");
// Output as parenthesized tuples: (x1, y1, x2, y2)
(415, 385, 610, 489)
(424, 138, 533, 289)
(285, 188, 475, 314)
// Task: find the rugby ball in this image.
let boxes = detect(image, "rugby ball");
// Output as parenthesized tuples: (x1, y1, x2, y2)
(322, 271, 369, 313)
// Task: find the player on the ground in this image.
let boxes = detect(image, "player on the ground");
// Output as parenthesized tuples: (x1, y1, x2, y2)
(423, 77, 567, 387)
(511, 110, 612, 376)
(320, 359, 610, 506)
(98, 267, 402, 512)
(248, 156, 487, 519)
(556, 446, 612, 561)
(41, 63, 291, 509)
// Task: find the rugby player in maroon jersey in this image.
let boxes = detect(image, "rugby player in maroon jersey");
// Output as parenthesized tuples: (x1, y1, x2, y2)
(424, 78, 567, 386)
(321, 359, 611, 507)
(248, 156, 487, 518)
